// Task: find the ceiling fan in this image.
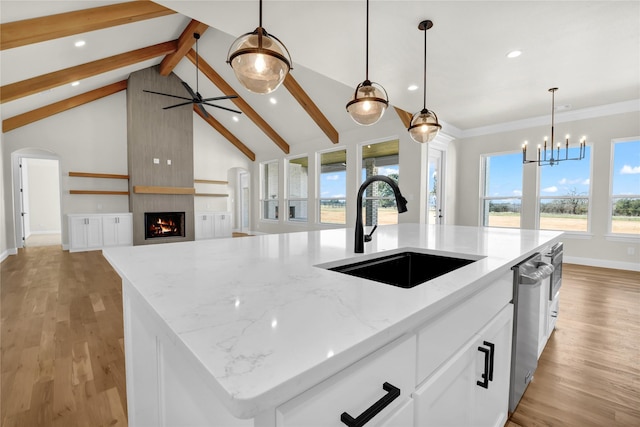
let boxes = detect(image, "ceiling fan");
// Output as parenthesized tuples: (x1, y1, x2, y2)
(143, 33, 242, 118)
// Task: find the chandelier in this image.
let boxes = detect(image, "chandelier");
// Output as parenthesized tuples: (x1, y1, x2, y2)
(522, 88, 586, 166)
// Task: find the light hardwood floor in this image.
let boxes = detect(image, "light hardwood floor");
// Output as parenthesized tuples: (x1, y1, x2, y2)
(1, 247, 639, 426)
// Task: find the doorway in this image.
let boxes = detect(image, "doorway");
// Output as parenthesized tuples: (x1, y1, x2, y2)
(427, 148, 445, 225)
(12, 150, 62, 248)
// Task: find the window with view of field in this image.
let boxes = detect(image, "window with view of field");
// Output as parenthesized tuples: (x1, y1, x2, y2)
(610, 139, 640, 235)
(538, 146, 591, 232)
(481, 152, 523, 228)
(287, 156, 308, 222)
(361, 140, 400, 226)
(319, 149, 347, 224)
(261, 161, 279, 220)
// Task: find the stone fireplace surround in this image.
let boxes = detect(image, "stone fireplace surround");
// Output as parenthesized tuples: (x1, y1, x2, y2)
(127, 66, 195, 246)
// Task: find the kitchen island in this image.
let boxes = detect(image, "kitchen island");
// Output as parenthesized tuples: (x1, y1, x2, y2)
(103, 224, 562, 427)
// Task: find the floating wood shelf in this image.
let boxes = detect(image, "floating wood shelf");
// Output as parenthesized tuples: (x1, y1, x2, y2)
(194, 179, 228, 185)
(195, 193, 229, 197)
(133, 186, 195, 195)
(69, 171, 129, 179)
(70, 190, 129, 195)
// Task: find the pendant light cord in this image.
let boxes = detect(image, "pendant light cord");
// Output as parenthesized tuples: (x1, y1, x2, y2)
(195, 35, 199, 93)
(550, 89, 555, 146)
(259, 0, 263, 28)
(365, 0, 369, 81)
(422, 25, 427, 109)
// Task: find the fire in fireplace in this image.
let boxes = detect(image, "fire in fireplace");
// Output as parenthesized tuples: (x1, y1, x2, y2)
(145, 212, 185, 239)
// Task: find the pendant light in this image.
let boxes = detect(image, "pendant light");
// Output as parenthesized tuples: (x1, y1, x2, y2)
(408, 20, 441, 143)
(346, 0, 389, 126)
(227, 0, 292, 94)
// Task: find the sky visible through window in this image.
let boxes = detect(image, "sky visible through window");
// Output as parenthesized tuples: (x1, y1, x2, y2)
(612, 140, 640, 195)
(539, 146, 591, 196)
(319, 166, 399, 198)
(486, 153, 523, 197)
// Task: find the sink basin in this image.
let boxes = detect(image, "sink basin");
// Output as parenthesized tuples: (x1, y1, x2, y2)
(325, 251, 478, 288)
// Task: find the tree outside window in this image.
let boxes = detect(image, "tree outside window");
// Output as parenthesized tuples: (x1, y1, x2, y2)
(610, 139, 640, 235)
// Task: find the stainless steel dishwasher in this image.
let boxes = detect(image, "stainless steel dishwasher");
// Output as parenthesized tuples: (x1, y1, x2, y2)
(509, 253, 554, 413)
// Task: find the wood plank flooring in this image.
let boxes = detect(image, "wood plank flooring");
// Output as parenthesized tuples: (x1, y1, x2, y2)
(1, 247, 639, 426)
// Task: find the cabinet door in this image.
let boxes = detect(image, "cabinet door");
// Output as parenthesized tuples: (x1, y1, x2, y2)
(214, 213, 232, 238)
(414, 334, 476, 426)
(85, 217, 103, 248)
(195, 214, 214, 240)
(473, 305, 513, 427)
(102, 215, 118, 247)
(116, 215, 133, 246)
(69, 217, 88, 250)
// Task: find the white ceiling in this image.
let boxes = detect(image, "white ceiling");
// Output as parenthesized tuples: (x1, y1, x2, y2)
(2, 1, 639, 158)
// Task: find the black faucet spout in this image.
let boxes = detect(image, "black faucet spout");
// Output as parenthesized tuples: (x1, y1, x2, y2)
(355, 175, 408, 253)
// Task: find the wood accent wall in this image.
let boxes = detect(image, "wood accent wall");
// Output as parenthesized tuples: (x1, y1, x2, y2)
(126, 66, 195, 245)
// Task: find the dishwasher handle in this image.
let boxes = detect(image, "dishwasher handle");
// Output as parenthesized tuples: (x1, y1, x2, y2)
(519, 261, 554, 285)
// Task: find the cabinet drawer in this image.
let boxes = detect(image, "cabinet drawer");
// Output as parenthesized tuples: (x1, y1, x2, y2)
(276, 335, 416, 427)
(416, 270, 512, 385)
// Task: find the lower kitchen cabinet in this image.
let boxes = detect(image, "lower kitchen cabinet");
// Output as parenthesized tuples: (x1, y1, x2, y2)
(68, 213, 132, 252)
(102, 213, 133, 247)
(414, 304, 513, 427)
(194, 212, 232, 240)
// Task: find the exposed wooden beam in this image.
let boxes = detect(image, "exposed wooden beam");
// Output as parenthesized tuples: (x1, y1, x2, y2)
(3, 80, 127, 132)
(283, 74, 339, 144)
(0, 2, 176, 50)
(1, 41, 177, 104)
(159, 20, 208, 76)
(186, 49, 290, 154)
(194, 106, 256, 162)
(395, 107, 413, 129)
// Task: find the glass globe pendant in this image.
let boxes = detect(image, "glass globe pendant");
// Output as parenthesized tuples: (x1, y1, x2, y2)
(227, 1, 292, 94)
(346, 0, 389, 126)
(408, 20, 441, 143)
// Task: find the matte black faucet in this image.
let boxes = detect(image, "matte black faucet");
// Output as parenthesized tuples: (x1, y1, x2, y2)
(355, 175, 408, 253)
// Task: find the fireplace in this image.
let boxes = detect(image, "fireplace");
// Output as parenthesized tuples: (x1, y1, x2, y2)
(145, 212, 185, 239)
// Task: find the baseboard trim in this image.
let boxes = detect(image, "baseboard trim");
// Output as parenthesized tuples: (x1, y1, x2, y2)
(62, 244, 70, 251)
(564, 256, 640, 272)
(0, 248, 18, 263)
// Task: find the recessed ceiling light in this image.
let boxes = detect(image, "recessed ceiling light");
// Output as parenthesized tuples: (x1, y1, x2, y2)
(232, 116, 240, 122)
(74, 40, 86, 47)
(407, 84, 419, 91)
(269, 97, 277, 105)
(71, 81, 80, 87)
(506, 50, 522, 59)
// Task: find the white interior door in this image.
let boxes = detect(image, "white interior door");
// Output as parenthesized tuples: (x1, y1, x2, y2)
(427, 148, 444, 225)
(240, 171, 250, 233)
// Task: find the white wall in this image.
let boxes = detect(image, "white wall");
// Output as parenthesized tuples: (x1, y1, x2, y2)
(450, 111, 640, 270)
(0, 130, 9, 261)
(193, 116, 253, 214)
(251, 115, 428, 234)
(25, 158, 61, 234)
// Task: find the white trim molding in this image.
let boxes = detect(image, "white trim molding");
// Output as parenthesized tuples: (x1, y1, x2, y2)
(0, 248, 18, 263)
(565, 256, 640, 272)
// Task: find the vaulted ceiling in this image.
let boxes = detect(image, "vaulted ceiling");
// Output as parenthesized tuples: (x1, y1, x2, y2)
(1, 1, 639, 161)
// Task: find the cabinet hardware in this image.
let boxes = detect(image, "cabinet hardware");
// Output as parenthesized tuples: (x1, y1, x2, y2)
(340, 382, 400, 427)
(477, 346, 490, 389)
(484, 341, 495, 381)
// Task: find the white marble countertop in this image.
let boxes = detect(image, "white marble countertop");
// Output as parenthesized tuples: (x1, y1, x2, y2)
(102, 224, 562, 418)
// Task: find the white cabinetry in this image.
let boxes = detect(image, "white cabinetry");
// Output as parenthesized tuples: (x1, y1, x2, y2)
(194, 212, 232, 240)
(68, 213, 132, 252)
(276, 336, 416, 427)
(102, 214, 133, 247)
(69, 215, 103, 252)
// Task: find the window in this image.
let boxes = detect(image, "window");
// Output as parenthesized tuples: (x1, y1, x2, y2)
(610, 139, 640, 235)
(481, 152, 523, 228)
(319, 149, 347, 224)
(538, 146, 592, 232)
(287, 156, 308, 222)
(261, 161, 279, 220)
(361, 140, 400, 226)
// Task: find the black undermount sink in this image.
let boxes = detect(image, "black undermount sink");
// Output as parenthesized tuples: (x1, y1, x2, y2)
(327, 251, 478, 288)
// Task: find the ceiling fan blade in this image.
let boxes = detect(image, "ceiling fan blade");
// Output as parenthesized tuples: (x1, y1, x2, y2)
(163, 101, 195, 110)
(182, 81, 197, 99)
(201, 95, 239, 102)
(196, 103, 210, 118)
(143, 90, 192, 102)
(202, 102, 243, 115)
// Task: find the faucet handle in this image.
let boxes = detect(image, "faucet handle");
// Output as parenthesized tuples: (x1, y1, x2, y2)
(364, 224, 378, 242)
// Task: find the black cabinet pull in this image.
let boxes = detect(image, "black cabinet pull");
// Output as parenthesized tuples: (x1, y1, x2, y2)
(477, 346, 490, 389)
(340, 382, 400, 427)
(484, 341, 495, 381)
